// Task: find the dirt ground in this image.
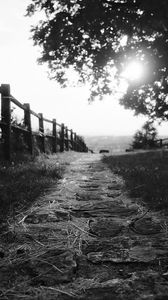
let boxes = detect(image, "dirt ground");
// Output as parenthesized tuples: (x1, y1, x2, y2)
(0, 153, 168, 299)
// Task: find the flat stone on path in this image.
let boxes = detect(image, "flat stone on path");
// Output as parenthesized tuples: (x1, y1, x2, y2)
(77, 270, 168, 300)
(31, 249, 77, 285)
(75, 191, 102, 201)
(24, 209, 71, 224)
(89, 218, 124, 237)
(71, 201, 137, 218)
(87, 245, 157, 264)
(130, 216, 162, 235)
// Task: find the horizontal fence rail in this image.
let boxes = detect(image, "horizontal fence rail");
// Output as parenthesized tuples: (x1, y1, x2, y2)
(154, 138, 168, 148)
(0, 84, 88, 160)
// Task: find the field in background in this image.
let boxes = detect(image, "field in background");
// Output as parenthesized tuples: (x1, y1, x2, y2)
(85, 135, 132, 153)
(85, 135, 168, 154)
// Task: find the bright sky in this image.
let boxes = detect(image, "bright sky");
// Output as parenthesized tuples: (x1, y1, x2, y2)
(0, 0, 168, 137)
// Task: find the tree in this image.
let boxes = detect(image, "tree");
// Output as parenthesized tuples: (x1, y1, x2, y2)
(132, 121, 158, 149)
(26, 0, 168, 118)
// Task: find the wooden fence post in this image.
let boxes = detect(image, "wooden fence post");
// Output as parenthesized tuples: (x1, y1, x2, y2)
(65, 127, 69, 151)
(1, 84, 11, 160)
(78, 137, 82, 152)
(77, 136, 80, 152)
(81, 140, 84, 152)
(160, 139, 163, 148)
(39, 113, 45, 153)
(70, 130, 74, 150)
(74, 133, 77, 151)
(24, 103, 33, 155)
(77, 135, 79, 152)
(52, 118, 57, 153)
(60, 123, 65, 152)
(83, 140, 87, 152)
(79, 138, 82, 152)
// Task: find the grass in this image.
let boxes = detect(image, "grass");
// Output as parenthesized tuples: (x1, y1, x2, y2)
(103, 150, 168, 214)
(0, 154, 64, 223)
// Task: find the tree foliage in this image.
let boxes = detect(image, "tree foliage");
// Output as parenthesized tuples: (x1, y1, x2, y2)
(26, 0, 168, 119)
(132, 121, 158, 149)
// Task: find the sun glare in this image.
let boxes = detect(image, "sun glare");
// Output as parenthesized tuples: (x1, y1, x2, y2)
(122, 61, 144, 81)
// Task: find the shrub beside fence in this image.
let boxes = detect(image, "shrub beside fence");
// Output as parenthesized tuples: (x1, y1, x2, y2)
(0, 84, 88, 160)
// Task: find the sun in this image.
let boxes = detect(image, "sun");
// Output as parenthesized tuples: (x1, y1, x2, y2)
(122, 61, 144, 81)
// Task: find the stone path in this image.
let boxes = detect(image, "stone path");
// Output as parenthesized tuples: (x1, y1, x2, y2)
(1, 153, 168, 299)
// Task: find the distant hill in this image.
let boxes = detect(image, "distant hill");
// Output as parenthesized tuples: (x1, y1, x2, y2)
(84, 136, 133, 154)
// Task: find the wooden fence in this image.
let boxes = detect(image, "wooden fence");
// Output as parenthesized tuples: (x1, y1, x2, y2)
(0, 84, 88, 160)
(154, 138, 168, 148)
